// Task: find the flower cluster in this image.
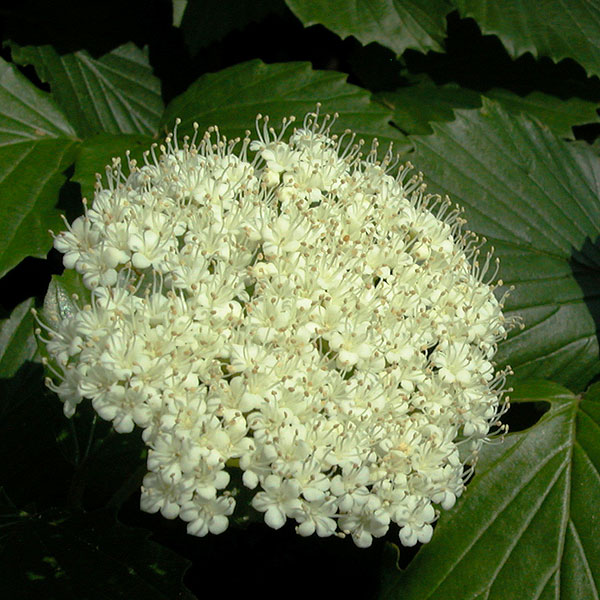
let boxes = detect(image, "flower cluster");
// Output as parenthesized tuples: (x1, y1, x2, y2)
(37, 108, 512, 547)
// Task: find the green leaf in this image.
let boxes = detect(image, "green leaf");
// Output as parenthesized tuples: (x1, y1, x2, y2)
(172, 0, 188, 27)
(0, 507, 195, 600)
(379, 77, 600, 138)
(378, 78, 481, 135)
(181, 0, 285, 55)
(0, 300, 43, 492)
(286, 0, 453, 55)
(455, 0, 600, 80)
(9, 42, 164, 138)
(0, 298, 37, 379)
(411, 99, 600, 391)
(0, 57, 79, 279)
(162, 59, 409, 152)
(0, 59, 75, 145)
(483, 88, 600, 139)
(43, 269, 91, 330)
(72, 133, 155, 200)
(380, 380, 600, 600)
(38, 269, 90, 369)
(0, 299, 68, 508)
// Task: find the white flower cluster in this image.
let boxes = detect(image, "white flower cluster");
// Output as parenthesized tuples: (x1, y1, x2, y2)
(37, 109, 512, 547)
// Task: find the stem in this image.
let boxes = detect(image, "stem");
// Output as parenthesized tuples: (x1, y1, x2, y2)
(82, 415, 98, 461)
(67, 415, 97, 509)
(68, 418, 80, 466)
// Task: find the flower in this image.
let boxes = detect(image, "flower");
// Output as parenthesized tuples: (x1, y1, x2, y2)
(36, 107, 514, 547)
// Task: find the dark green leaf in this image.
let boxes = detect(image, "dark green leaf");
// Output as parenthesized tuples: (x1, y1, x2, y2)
(172, 0, 188, 27)
(411, 100, 600, 390)
(72, 133, 155, 200)
(0, 58, 75, 145)
(0, 298, 37, 378)
(455, 0, 600, 80)
(286, 0, 453, 55)
(0, 57, 79, 278)
(379, 76, 600, 138)
(0, 508, 195, 600)
(10, 42, 164, 138)
(484, 88, 600, 139)
(380, 380, 600, 600)
(378, 78, 481, 135)
(0, 139, 79, 277)
(0, 299, 42, 463)
(162, 59, 409, 152)
(0, 299, 69, 508)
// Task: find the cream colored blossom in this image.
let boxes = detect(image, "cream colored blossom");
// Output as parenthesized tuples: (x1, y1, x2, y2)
(37, 108, 514, 547)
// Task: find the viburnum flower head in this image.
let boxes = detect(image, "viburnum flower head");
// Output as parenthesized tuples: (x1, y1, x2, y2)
(37, 106, 514, 548)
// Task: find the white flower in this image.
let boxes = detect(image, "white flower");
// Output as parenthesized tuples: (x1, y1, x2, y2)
(52, 215, 99, 270)
(38, 107, 514, 548)
(180, 494, 235, 536)
(338, 495, 391, 548)
(394, 495, 437, 547)
(294, 496, 338, 537)
(251, 474, 303, 529)
(140, 472, 194, 519)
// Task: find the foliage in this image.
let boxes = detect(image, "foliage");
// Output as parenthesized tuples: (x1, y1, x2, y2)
(0, 1, 599, 598)
(411, 99, 600, 390)
(381, 380, 600, 599)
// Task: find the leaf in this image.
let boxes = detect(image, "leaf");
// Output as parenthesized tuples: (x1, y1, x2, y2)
(0, 298, 37, 379)
(378, 78, 481, 135)
(162, 59, 409, 152)
(0, 299, 69, 508)
(455, 0, 600, 80)
(379, 76, 600, 138)
(0, 507, 195, 600)
(0, 300, 42, 475)
(380, 380, 600, 600)
(483, 88, 600, 139)
(172, 0, 188, 27)
(0, 59, 75, 145)
(286, 0, 453, 55)
(180, 0, 285, 55)
(38, 269, 90, 382)
(72, 133, 155, 200)
(9, 42, 164, 138)
(0, 57, 79, 279)
(410, 99, 600, 391)
(43, 269, 91, 329)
